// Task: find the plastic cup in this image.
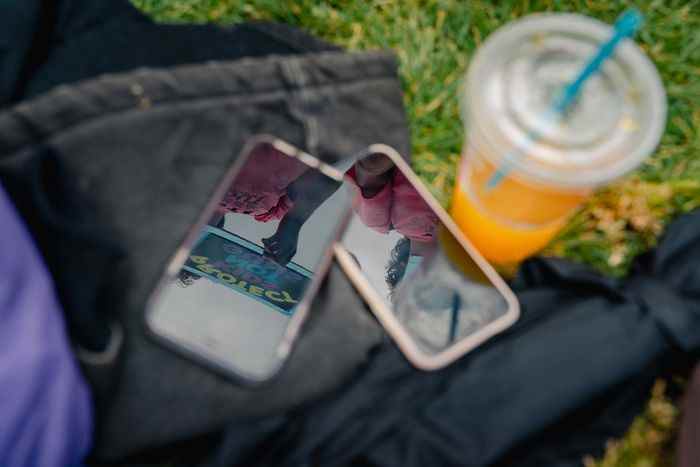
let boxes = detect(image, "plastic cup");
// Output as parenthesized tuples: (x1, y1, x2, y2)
(450, 13, 666, 264)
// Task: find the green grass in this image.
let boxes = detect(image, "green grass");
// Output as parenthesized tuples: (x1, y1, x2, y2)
(131, 1, 699, 465)
(132, 0, 700, 277)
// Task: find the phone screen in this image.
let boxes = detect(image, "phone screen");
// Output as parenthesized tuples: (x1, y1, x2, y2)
(337, 148, 518, 365)
(147, 138, 349, 382)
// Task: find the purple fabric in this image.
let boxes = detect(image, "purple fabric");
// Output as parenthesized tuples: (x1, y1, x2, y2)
(0, 183, 93, 466)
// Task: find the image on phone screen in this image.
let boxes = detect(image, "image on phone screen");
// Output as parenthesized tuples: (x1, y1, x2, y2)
(334, 145, 519, 369)
(146, 137, 350, 383)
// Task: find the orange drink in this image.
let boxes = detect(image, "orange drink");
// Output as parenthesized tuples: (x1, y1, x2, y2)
(451, 150, 590, 263)
(450, 14, 667, 264)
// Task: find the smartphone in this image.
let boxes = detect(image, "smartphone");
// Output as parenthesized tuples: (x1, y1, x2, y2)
(146, 136, 350, 384)
(333, 144, 519, 370)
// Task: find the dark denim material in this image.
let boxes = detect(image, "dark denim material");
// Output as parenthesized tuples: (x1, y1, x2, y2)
(0, 51, 408, 459)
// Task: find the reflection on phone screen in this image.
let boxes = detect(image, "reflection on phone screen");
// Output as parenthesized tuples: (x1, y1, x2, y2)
(340, 151, 510, 356)
(148, 139, 348, 381)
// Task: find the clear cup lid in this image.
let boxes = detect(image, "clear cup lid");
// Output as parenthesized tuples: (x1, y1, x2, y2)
(462, 14, 667, 189)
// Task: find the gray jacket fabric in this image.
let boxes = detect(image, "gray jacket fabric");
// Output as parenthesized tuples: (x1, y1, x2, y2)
(0, 50, 409, 459)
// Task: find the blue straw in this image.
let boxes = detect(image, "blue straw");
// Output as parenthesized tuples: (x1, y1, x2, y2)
(448, 292, 460, 344)
(485, 9, 644, 190)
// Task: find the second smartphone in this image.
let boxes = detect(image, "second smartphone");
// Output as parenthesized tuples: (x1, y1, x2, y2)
(334, 144, 520, 370)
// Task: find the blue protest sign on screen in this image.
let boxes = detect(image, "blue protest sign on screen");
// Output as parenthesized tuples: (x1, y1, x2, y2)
(183, 226, 312, 315)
